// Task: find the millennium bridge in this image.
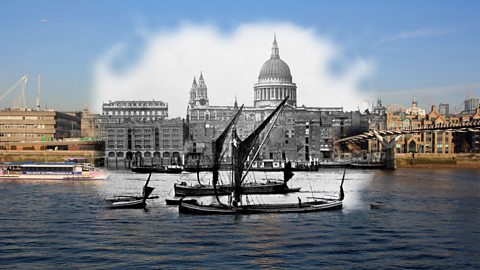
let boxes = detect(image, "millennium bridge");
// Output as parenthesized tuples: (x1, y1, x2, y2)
(335, 119, 480, 169)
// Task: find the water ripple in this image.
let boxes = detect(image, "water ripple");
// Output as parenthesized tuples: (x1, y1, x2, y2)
(0, 169, 479, 269)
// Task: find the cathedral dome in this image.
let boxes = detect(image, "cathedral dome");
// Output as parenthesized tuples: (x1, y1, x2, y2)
(254, 36, 297, 108)
(259, 58, 292, 81)
(258, 36, 292, 83)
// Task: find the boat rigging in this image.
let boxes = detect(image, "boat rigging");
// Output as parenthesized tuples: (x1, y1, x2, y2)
(179, 96, 346, 215)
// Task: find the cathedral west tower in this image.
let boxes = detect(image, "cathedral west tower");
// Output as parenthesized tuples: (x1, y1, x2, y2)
(188, 72, 209, 109)
(254, 36, 297, 108)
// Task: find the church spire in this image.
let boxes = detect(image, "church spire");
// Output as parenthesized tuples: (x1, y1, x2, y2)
(199, 72, 205, 85)
(192, 76, 197, 87)
(271, 34, 279, 59)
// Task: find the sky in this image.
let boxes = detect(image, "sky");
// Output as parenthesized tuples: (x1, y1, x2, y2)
(0, 0, 479, 116)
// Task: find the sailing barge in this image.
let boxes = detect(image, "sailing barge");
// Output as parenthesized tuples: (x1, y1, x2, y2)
(172, 103, 300, 198)
(174, 180, 300, 196)
(179, 97, 345, 215)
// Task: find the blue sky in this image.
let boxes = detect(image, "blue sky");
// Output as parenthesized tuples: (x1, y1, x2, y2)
(0, 0, 479, 113)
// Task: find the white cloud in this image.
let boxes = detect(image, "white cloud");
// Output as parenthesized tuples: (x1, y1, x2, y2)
(93, 22, 373, 117)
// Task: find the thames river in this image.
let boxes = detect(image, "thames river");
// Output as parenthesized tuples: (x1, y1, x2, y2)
(1, 168, 479, 269)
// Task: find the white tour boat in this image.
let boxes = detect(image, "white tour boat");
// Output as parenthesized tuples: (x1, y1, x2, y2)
(0, 162, 106, 181)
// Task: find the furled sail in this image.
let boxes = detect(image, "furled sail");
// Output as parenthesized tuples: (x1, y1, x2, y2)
(212, 105, 244, 204)
(283, 161, 294, 184)
(232, 97, 288, 204)
(142, 173, 154, 203)
(339, 168, 346, 201)
(212, 105, 244, 185)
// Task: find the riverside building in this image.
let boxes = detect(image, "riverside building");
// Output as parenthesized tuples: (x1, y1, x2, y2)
(0, 108, 80, 146)
(186, 37, 378, 168)
(384, 98, 480, 155)
(0, 107, 104, 164)
(80, 108, 102, 139)
(101, 100, 186, 168)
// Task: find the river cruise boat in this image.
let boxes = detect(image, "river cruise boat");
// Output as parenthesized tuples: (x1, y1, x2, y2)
(0, 162, 106, 181)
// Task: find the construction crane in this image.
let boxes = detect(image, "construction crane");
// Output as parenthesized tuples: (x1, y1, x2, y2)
(36, 75, 41, 111)
(0, 75, 43, 110)
(0, 75, 28, 109)
(451, 97, 475, 115)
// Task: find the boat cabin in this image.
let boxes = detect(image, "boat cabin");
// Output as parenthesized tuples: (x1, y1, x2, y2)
(1, 163, 83, 175)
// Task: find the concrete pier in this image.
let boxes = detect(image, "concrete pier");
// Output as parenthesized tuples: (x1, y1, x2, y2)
(373, 131, 402, 170)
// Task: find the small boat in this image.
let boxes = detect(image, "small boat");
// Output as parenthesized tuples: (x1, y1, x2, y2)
(182, 164, 233, 172)
(0, 162, 105, 181)
(165, 197, 198, 206)
(318, 160, 351, 168)
(131, 165, 183, 174)
(179, 97, 345, 215)
(370, 202, 385, 210)
(249, 164, 318, 172)
(179, 199, 343, 214)
(350, 162, 385, 169)
(105, 195, 159, 203)
(174, 180, 300, 196)
(183, 165, 214, 172)
(109, 173, 155, 209)
(249, 167, 284, 172)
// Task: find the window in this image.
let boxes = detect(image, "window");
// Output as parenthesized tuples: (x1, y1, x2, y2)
(144, 141, 151, 148)
(162, 140, 170, 148)
(172, 139, 180, 149)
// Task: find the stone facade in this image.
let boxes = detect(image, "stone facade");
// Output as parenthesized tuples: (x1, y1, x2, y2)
(102, 100, 168, 121)
(101, 101, 185, 168)
(80, 108, 102, 139)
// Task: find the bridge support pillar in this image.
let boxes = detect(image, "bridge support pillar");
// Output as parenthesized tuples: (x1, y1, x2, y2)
(374, 132, 402, 170)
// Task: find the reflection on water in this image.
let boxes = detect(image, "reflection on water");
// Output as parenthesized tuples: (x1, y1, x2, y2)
(0, 168, 479, 269)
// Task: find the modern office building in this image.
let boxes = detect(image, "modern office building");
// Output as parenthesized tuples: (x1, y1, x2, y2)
(439, 103, 449, 116)
(0, 108, 80, 145)
(464, 97, 479, 114)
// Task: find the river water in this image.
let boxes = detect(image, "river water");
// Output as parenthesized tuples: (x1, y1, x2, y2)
(0, 168, 479, 269)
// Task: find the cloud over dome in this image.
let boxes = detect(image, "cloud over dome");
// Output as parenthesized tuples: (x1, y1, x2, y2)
(93, 22, 373, 116)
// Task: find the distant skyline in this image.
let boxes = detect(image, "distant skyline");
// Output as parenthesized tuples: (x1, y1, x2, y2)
(1, 0, 479, 115)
